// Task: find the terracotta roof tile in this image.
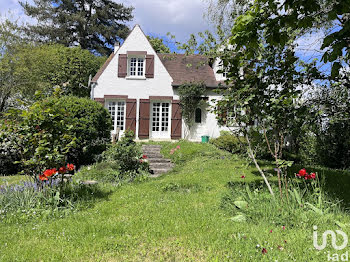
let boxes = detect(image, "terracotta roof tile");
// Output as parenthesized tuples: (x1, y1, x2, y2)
(157, 54, 219, 87)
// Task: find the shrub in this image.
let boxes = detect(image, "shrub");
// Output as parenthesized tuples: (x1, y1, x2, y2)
(210, 131, 245, 153)
(57, 96, 112, 166)
(0, 120, 21, 175)
(102, 130, 149, 180)
(1, 94, 112, 178)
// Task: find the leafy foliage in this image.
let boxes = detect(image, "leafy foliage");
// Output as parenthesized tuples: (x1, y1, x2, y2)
(2, 93, 112, 177)
(178, 82, 207, 135)
(0, 44, 106, 114)
(20, 0, 134, 55)
(147, 36, 171, 53)
(102, 130, 149, 179)
(210, 131, 245, 154)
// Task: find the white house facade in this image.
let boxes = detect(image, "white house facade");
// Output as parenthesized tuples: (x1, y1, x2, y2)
(91, 25, 230, 141)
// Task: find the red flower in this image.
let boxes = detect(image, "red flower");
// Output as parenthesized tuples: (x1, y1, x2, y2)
(142, 154, 148, 159)
(262, 248, 267, 254)
(43, 168, 57, 177)
(39, 174, 48, 181)
(298, 168, 307, 177)
(282, 226, 286, 230)
(66, 163, 75, 171)
(269, 229, 273, 233)
(176, 145, 180, 150)
(241, 175, 246, 179)
(310, 173, 316, 179)
(58, 166, 67, 174)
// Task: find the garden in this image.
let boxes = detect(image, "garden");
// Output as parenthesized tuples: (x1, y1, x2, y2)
(1, 0, 350, 260)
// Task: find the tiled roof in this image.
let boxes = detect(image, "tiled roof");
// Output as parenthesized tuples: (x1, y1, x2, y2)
(92, 52, 220, 87)
(157, 54, 219, 87)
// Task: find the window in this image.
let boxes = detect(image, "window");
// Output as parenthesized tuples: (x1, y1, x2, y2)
(129, 57, 145, 77)
(195, 108, 202, 123)
(152, 102, 169, 132)
(108, 101, 125, 131)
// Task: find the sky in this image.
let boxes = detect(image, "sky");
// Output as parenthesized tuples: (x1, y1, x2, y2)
(0, 0, 213, 45)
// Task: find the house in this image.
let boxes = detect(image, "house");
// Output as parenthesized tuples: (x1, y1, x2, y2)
(91, 25, 230, 141)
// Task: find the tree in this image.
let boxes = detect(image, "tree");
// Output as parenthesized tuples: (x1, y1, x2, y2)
(217, 3, 319, 197)
(0, 44, 106, 114)
(20, 0, 134, 55)
(204, 0, 252, 35)
(147, 36, 171, 53)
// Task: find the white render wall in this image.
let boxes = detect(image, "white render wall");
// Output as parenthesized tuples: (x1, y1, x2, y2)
(93, 25, 229, 141)
(181, 91, 231, 141)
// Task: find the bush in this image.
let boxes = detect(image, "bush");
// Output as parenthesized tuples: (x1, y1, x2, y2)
(0, 120, 21, 175)
(102, 130, 149, 180)
(1, 94, 112, 177)
(210, 131, 245, 154)
(57, 96, 112, 166)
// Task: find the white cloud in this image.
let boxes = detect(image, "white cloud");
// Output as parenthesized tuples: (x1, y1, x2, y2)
(122, 0, 212, 42)
(0, 0, 212, 42)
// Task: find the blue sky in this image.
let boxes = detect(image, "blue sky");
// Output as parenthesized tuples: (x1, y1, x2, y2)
(0, 0, 212, 46)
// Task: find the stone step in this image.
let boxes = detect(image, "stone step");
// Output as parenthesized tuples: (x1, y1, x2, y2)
(147, 158, 172, 163)
(144, 152, 163, 158)
(149, 162, 174, 169)
(142, 145, 162, 149)
(143, 151, 161, 155)
(151, 168, 172, 175)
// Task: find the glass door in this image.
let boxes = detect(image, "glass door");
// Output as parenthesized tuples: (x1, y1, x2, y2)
(108, 101, 126, 134)
(151, 102, 170, 138)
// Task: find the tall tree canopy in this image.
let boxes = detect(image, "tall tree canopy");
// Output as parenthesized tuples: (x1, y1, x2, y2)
(0, 44, 106, 113)
(20, 0, 134, 55)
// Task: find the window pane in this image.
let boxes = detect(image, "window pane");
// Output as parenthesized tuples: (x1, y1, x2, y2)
(137, 58, 144, 76)
(195, 108, 202, 123)
(108, 102, 116, 129)
(130, 58, 137, 76)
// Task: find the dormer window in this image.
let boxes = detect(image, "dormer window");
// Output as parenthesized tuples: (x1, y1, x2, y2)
(129, 57, 145, 77)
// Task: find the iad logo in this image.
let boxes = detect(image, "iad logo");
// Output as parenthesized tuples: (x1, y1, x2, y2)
(313, 226, 349, 261)
(313, 226, 348, 250)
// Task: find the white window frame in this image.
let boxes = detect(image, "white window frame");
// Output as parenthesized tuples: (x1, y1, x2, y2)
(150, 101, 171, 139)
(106, 100, 126, 134)
(127, 55, 146, 79)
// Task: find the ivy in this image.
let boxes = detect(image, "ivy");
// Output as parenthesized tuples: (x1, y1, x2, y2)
(178, 82, 207, 136)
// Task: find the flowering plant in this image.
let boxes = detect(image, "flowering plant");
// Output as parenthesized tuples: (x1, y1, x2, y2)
(38, 163, 75, 182)
(296, 168, 316, 180)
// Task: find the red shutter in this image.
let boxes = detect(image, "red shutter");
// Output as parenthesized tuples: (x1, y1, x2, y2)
(145, 55, 154, 78)
(94, 98, 105, 107)
(139, 99, 150, 139)
(118, 54, 127, 77)
(171, 100, 182, 139)
(125, 99, 136, 134)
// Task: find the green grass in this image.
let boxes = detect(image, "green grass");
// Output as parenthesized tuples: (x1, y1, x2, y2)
(0, 175, 26, 186)
(1, 141, 350, 261)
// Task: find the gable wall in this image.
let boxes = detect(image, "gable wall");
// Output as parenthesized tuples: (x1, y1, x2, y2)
(94, 25, 177, 100)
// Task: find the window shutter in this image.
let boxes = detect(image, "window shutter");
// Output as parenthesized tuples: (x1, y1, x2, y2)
(94, 98, 105, 107)
(139, 99, 150, 139)
(125, 99, 137, 134)
(171, 100, 182, 139)
(118, 54, 127, 78)
(145, 55, 154, 78)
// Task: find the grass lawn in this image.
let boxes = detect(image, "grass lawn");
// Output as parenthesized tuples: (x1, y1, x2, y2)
(0, 175, 26, 186)
(1, 141, 349, 261)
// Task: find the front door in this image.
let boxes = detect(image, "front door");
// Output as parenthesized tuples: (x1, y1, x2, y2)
(107, 100, 126, 135)
(151, 102, 170, 138)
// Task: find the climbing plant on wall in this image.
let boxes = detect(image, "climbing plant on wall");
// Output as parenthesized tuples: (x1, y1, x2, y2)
(178, 82, 207, 137)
